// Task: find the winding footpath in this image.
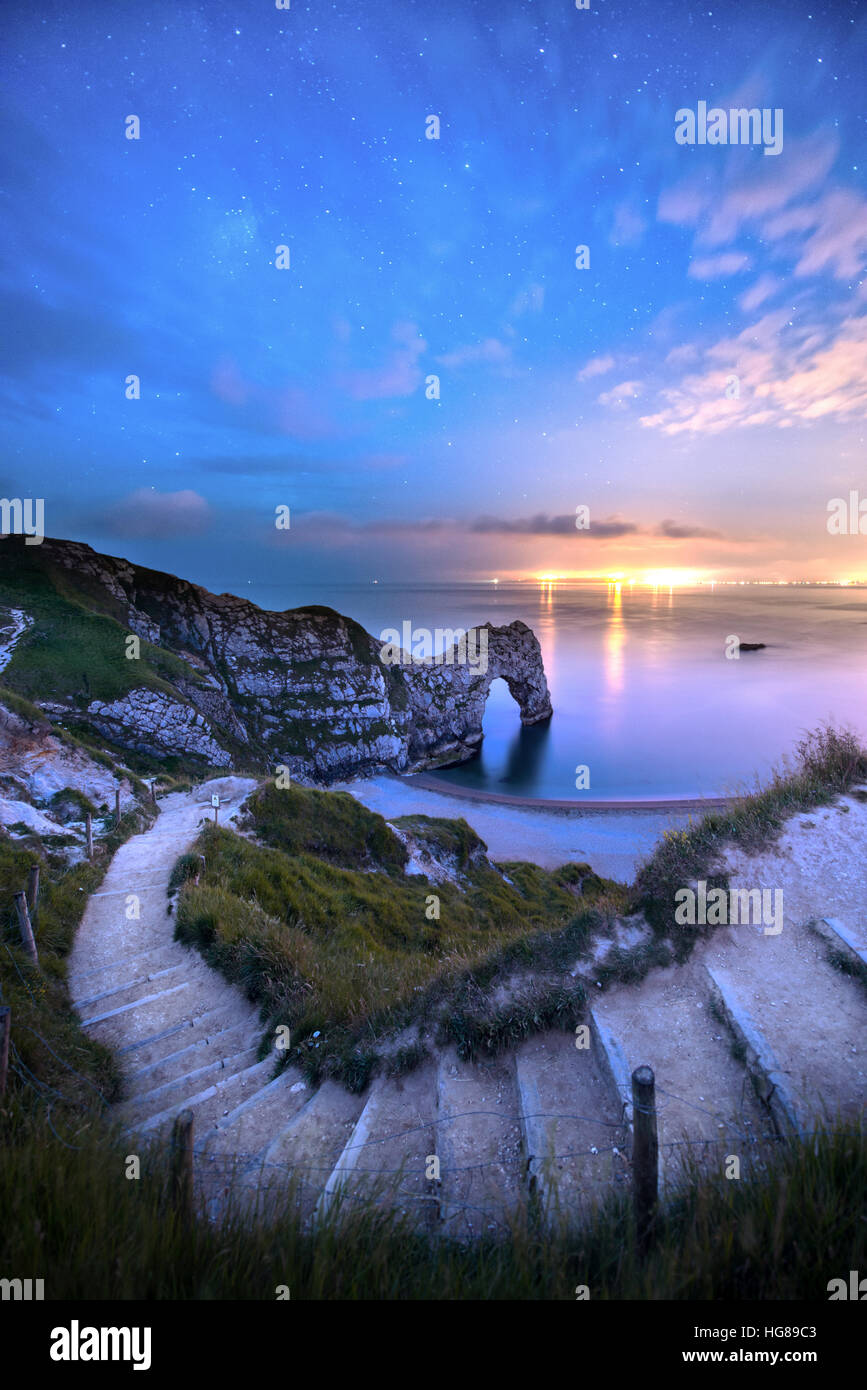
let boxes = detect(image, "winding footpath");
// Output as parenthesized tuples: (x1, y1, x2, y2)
(68, 778, 867, 1236)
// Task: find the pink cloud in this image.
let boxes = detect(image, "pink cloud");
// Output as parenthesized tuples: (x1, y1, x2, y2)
(656, 129, 867, 286)
(577, 354, 616, 380)
(598, 379, 643, 407)
(738, 274, 781, 313)
(639, 314, 867, 435)
(210, 357, 333, 439)
(99, 489, 213, 538)
(658, 132, 839, 247)
(688, 252, 751, 279)
(211, 358, 249, 406)
(340, 322, 427, 400)
(610, 201, 647, 246)
(792, 190, 867, 280)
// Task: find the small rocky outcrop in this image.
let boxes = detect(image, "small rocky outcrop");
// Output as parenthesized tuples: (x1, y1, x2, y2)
(401, 620, 553, 770)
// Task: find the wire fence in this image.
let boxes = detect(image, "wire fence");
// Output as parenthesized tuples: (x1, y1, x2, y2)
(4, 997, 839, 1240)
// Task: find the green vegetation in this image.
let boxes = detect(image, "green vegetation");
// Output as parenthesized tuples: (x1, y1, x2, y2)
(173, 784, 624, 1088)
(240, 782, 407, 872)
(0, 791, 158, 1130)
(0, 684, 50, 726)
(0, 1108, 862, 1300)
(48, 786, 98, 822)
(0, 560, 209, 708)
(2, 724, 866, 1299)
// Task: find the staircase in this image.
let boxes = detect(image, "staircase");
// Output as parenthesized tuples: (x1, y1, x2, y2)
(69, 779, 867, 1233)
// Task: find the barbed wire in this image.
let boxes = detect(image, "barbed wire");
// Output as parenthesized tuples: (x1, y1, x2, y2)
(11, 1021, 113, 1107)
(2, 939, 39, 1005)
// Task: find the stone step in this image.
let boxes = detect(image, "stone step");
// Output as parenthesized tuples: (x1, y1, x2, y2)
(705, 965, 804, 1138)
(592, 963, 773, 1189)
(589, 1007, 634, 1134)
(126, 1017, 262, 1094)
(116, 1002, 249, 1070)
(79, 967, 257, 1049)
(197, 1066, 314, 1214)
(78, 982, 190, 1031)
(514, 1028, 630, 1222)
(811, 916, 867, 975)
(73, 960, 185, 1012)
(314, 1064, 438, 1231)
(121, 1046, 261, 1125)
(258, 1081, 367, 1222)
(435, 1050, 524, 1239)
(71, 940, 180, 991)
(204, 1063, 310, 1160)
(127, 1056, 277, 1140)
(701, 917, 867, 1131)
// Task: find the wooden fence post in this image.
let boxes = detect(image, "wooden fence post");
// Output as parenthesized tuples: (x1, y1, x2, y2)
(170, 1109, 194, 1221)
(632, 1064, 658, 1256)
(26, 864, 39, 914)
(14, 892, 38, 964)
(0, 1006, 10, 1096)
(150, 780, 157, 806)
(86, 813, 94, 859)
(115, 788, 121, 828)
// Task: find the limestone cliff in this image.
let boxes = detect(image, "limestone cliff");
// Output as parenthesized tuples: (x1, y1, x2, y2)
(0, 536, 552, 782)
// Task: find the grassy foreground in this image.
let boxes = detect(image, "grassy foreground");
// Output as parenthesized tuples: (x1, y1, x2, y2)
(172, 783, 625, 1088)
(0, 1106, 863, 1299)
(1, 724, 866, 1298)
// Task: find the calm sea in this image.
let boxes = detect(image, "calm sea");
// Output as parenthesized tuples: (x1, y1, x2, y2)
(246, 580, 867, 801)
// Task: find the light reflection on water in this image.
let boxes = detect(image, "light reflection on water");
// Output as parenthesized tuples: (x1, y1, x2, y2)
(255, 580, 867, 801)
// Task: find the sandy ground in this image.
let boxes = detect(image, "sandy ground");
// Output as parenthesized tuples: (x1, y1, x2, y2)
(333, 771, 698, 881)
(724, 792, 867, 934)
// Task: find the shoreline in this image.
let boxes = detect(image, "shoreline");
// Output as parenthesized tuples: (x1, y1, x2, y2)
(335, 771, 708, 878)
(407, 771, 735, 814)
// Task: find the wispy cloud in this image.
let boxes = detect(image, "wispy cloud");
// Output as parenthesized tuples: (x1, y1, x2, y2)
(437, 338, 512, 368)
(598, 380, 643, 408)
(738, 274, 782, 313)
(688, 252, 751, 280)
(655, 519, 724, 539)
(470, 514, 640, 538)
(338, 322, 427, 400)
(577, 354, 616, 381)
(639, 314, 867, 434)
(210, 358, 334, 438)
(89, 490, 213, 538)
(610, 201, 647, 247)
(658, 131, 839, 248)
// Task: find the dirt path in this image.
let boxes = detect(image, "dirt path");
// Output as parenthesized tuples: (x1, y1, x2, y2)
(68, 777, 265, 1119)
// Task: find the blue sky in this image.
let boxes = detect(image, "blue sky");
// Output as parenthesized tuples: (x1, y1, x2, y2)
(2, 0, 866, 594)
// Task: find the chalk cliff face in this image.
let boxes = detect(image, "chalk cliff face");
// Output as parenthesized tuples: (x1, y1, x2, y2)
(0, 537, 552, 782)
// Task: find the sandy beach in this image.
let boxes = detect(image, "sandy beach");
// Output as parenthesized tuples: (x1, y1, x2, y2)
(334, 771, 707, 881)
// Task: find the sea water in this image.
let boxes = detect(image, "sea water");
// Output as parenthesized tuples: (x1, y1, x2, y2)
(250, 580, 867, 802)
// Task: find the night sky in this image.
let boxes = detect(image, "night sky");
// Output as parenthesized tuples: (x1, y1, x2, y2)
(2, 0, 866, 594)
